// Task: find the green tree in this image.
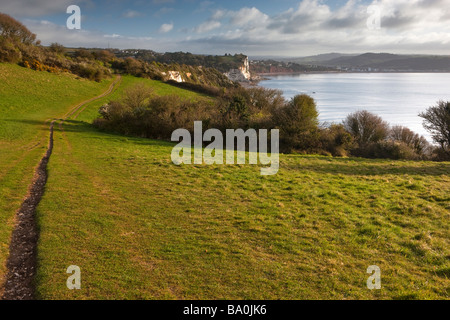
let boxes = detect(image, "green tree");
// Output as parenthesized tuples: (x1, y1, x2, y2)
(275, 94, 320, 152)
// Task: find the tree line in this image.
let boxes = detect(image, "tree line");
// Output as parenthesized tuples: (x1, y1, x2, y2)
(94, 83, 450, 161)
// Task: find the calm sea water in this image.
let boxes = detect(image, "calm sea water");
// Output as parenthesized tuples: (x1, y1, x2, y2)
(259, 73, 450, 141)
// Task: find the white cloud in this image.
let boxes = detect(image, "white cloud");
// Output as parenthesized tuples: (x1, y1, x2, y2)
(229, 7, 269, 28)
(22, 19, 167, 50)
(188, 0, 450, 55)
(158, 22, 174, 33)
(211, 9, 227, 20)
(195, 20, 221, 33)
(9, 0, 450, 56)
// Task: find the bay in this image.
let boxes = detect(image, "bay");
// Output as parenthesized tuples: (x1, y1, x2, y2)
(259, 73, 450, 141)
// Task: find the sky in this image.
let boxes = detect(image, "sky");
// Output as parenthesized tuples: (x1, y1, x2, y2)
(0, 0, 449, 57)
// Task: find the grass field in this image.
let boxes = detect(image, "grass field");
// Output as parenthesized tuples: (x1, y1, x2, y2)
(1, 63, 449, 300)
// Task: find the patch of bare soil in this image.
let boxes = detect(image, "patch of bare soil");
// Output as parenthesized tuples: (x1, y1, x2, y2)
(1, 123, 54, 300)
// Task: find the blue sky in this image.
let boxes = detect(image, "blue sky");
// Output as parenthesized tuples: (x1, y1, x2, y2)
(1, 0, 449, 56)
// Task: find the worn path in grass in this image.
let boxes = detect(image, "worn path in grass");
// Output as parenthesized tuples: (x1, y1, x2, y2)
(1, 75, 121, 300)
(0, 64, 115, 292)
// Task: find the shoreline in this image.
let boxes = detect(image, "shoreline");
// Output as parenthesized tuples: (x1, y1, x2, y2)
(256, 70, 450, 77)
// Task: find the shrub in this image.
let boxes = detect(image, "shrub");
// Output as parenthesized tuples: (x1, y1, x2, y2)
(121, 83, 154, 109)
(0, 37, 21, 63)
(343, 110, 390, 146)
(320, 124, 354, 157)
(274, 94, 320, 152)
(49, 43, 65, 55)
(362, 141, 419, 160)
(390, 125, 430, 158)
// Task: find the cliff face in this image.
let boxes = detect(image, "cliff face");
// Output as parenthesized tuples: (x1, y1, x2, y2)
(224, 56, 252, 82)
(161, 71, 184, 82)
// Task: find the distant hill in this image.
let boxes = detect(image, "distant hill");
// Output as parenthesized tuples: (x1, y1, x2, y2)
(286, 53, 357, 64)
(317, 53, 450, 71)
(280, 52, 450, 72)
(115, 50, 248, 74)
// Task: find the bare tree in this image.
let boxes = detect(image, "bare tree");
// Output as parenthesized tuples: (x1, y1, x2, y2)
(390, 125, 430, 157)
(343, 110, 389, 145)
(419, 101, 450, 151)
(0, 12, 37, 44)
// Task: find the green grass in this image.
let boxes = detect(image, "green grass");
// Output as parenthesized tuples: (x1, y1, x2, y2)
(75, 75, 214, 123)
(0, 63, 114, 286)
(35, 76, 450, 299)
(35, 120, 450, 299)
(1, 63, 449, 300)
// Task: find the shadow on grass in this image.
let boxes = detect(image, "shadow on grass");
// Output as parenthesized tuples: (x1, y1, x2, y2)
(64, 120, 450, 177)
(60, 119, 174, 148)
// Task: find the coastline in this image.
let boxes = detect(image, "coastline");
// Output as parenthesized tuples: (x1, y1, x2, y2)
(239, 70, 450, 87)
(256, 70, 450, 77)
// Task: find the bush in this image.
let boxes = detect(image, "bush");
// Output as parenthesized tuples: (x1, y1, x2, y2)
(274, 94, 320, 152)
(95, 93, 216, 140)
(320, 124, 354, 157)
(389, 125, 430, 158)
(0, 37, 21, 63)
(362, 141, 419, 160)
(344, 110, 390, 146)
(121, 83, 154, 109)
(49, 43, 65, 55)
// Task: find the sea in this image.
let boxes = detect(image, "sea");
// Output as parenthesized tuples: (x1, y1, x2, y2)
(259, 73, 450, 141)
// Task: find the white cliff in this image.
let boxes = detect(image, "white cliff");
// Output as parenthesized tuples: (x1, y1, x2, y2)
(161, 71, 184, 82)
(225, 56, 252, 82)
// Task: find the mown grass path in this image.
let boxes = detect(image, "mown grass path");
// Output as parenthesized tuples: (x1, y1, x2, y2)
(1, 75, 121, 300)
